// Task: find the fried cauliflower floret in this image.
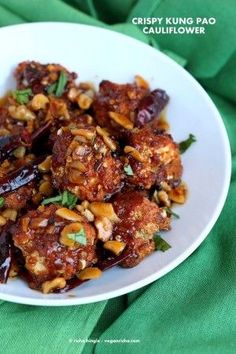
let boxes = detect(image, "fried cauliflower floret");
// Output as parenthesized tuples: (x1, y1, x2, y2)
(112, 190, 170, 267)
(123, 127, 182, 189)
(0, 62, 91, 138)
(93, 80, 169, 134)
(14, 61, 77, 94)
(0, 83, 73, 140)
(4, 184, 35, 210)
(13, 204, 97, 290)
(51, 124, 124, 202)
(0, 98, 34, 138)
(92, 80, 148, 133)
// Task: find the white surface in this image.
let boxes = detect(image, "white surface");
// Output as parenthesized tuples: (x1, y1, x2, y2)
(0, 23, 231, 306)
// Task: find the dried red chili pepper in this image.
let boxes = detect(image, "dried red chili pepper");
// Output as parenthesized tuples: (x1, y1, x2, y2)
(136, 89, 169, 126)
(31, 120, 52, 145)
(0, 121, 52, 164)
(0, 156, 44, 195)
(0, 130, 31, 163)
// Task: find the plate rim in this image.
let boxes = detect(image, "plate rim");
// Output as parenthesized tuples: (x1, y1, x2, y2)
(0, 22, 232, 306)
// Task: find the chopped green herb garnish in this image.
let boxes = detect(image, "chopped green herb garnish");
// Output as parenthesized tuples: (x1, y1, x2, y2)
(47, 71, 68, 97)
(68, 228, 87, 245)
(42, 190, 78, 209)
(62, 190, 68, 206)
(179, 134, 196, 154)
(66, 192, 78, 209)
(124, 164, 134, 176)
(46, 82, 57, 95)
(41, 195, 63, 205)
(12, 88, 32, 104)
(55, 71, 68, 97)
(164, 207, 180, 219)
(153, 234, 171, 252)
(0, 197, 5, 208)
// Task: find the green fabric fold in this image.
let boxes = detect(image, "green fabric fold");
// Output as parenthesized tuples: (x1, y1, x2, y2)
(0, 300, 107, 354)
(0, 5, 24, 25)
(0, 0, 103, 26)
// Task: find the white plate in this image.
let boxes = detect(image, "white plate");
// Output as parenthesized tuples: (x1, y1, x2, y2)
(0, 23, 231, 306)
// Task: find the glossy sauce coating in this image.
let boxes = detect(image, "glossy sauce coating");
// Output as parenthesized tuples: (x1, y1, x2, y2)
(93, 80, 148, 134)
(13, 204, 97, 289)
(0, 62, 185, 292)
(15, 61, 77, 94)
(124, 127, 182, 189)
(112, 190, 170, 267)
(52, 124, 124, 201)
(93, 80, 169, 134)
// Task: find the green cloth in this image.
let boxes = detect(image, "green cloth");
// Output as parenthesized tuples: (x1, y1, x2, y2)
(0, 0, 236, 353)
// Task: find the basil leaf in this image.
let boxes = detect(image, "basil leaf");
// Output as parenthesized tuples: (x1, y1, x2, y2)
(42, 195, 62, 205)
(153, 234, 171, 252)
(62, 191, 78, 209)
(69, 195, 78, 209)
(46, 71, 68, 97)
(68, 228, 87, 245)
(55, 71, 68, 97)
(0, 197, 5, 208)
(12, 88, 32, 104)
(179, 134, 196, 154)
(46, 82, 57, 95)
(42, 190, 77, 209)
(61, 191, 68, 206)
(124, 164, 134, 176)
(164, 207, 180, 219)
